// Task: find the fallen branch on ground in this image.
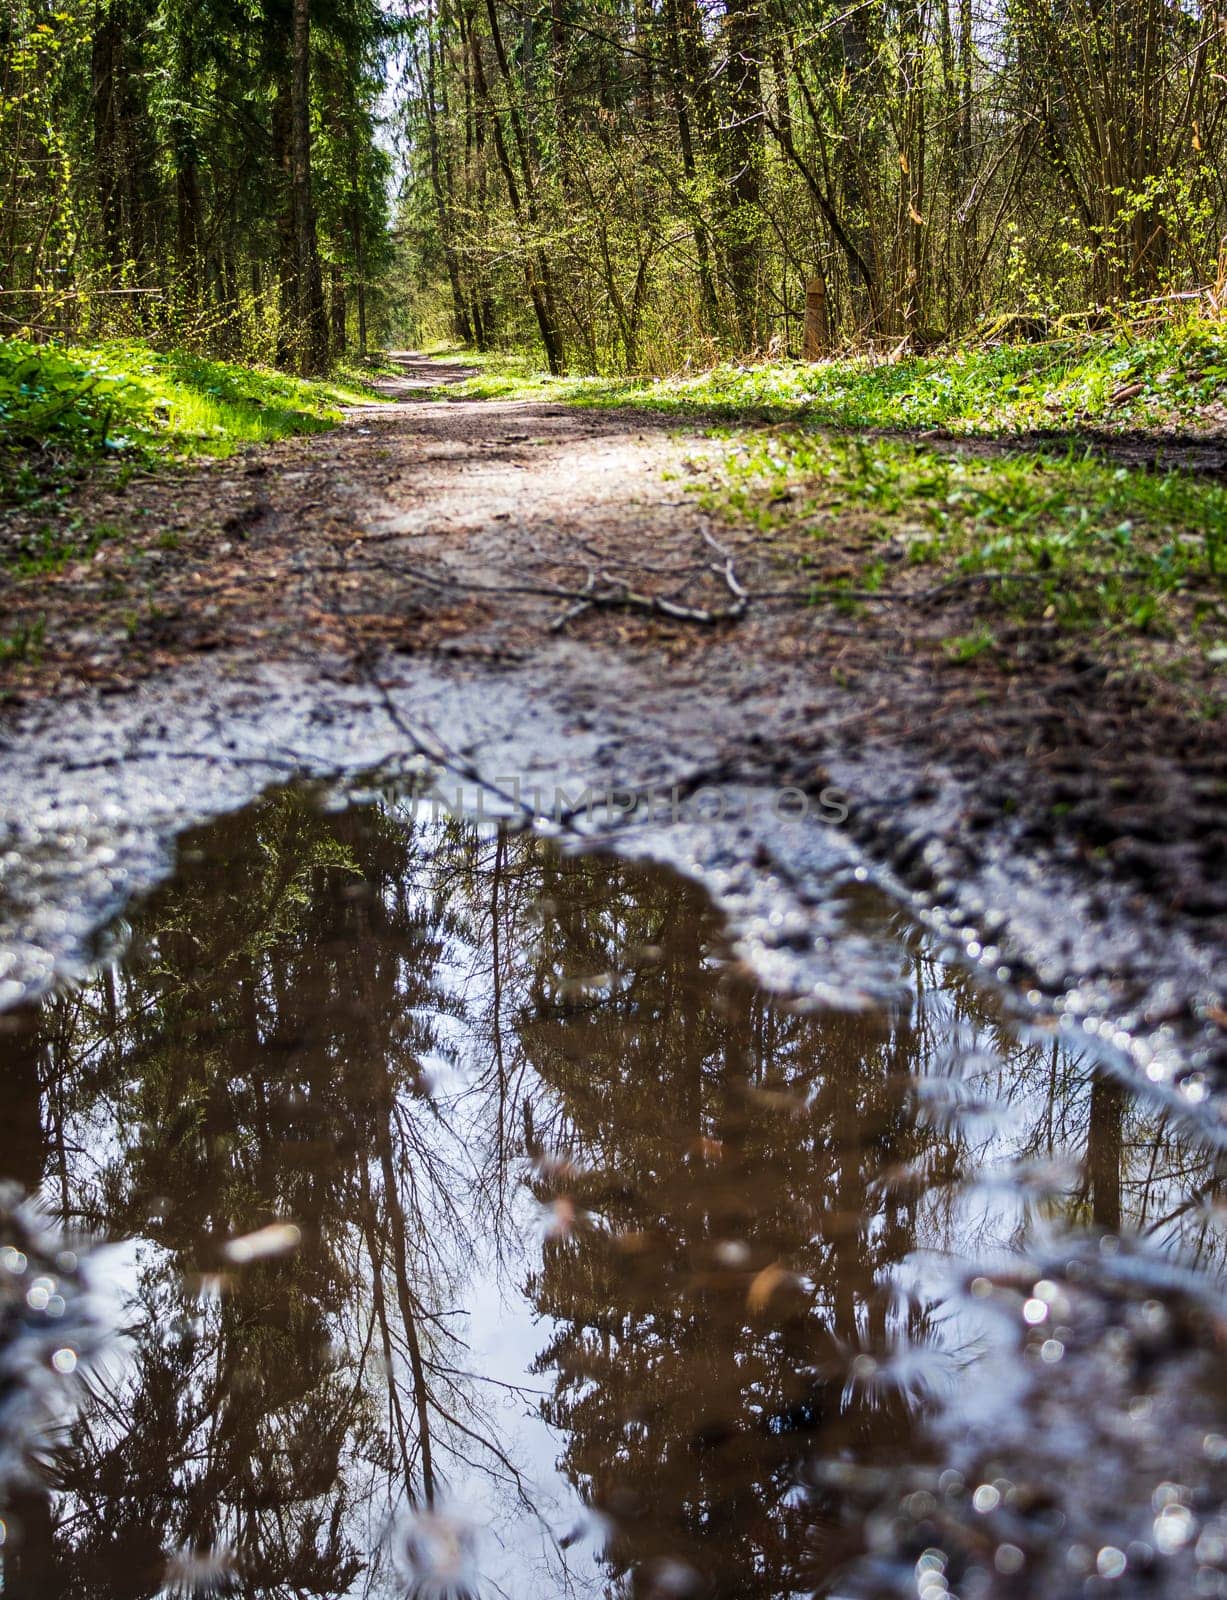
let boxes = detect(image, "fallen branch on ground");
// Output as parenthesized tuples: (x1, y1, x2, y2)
(321, 529, 1219, 633)
(329, 550, 750, 628)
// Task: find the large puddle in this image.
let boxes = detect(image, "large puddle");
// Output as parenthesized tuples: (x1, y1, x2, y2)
(0, 783, 1223, 1598)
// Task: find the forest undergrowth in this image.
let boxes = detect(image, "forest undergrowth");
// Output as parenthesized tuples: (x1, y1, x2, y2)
(426, 317, 1227, 436)
(0, 341, 387, 483)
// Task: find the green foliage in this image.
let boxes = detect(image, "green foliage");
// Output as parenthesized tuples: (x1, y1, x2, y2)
(396, 0, 1227, 371)
(0, 338, 382, 473)
(2, 0, 391, 368)
(0, 615, 47, 664)
(430, 318, 1227, 435)
(418, 321, 1227, 660)
(696, 424, 1227, 643)
(0, 2, 91, 317)
(1, 517, 123, 577)
(943, 630, 997, 664)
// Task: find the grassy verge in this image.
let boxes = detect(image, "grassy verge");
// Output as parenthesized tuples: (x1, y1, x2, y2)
(687, 428, 1227, 706)
(429, 318, 1227, 436)
(0, 338, 385, 489)
(431, 325, 1227, 706)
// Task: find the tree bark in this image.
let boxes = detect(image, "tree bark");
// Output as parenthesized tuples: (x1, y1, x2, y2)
(467, 5, 565, 371)
(665, 0, 720, 330)
(92, 0, 132, 281)
(723, 0, 763, 350)
(330, 262, 347, 352)
(423, 0, 472, 342)
(1087, 1074, 1124, 1231)
(291, 0, 329, 373)
(273, 74, 298, 369)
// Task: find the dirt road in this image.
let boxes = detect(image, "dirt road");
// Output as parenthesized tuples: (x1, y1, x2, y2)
(1, 354, 1226, 1599)
(0, 353, 1224, 1115)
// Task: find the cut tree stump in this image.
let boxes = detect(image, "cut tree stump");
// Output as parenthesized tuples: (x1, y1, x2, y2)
(803, 277, 829, 361)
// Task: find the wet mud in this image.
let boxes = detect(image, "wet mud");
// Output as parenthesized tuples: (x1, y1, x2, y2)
(0, 358, 1223, 1108)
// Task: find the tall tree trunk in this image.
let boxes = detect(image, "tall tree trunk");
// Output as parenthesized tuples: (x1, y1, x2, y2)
(291, 0, 329, 373)
(723, 0, 763, 350)
(173, 30, 204, 319)
(175, 153, 204, 315)
(665, 0, 720, 330)
(837, 5, 883, 333)
(480, 0, 565, 368)
(92, 0, 131, 281)
(467, 7, 565, 371)
(424, 0, 473, 342)
(956, 0, 975, 318)
(330, 262, 347, 352)
(899, 0, 927, 338)
(347, 200, 368, 355)
(1087, 1074, 1124, 1230)
(459, 0, 494, 347)
(273, 74, 298, 369)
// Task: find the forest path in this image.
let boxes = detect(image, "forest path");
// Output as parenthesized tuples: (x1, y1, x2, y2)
(2, 360, 1225, 1600)
(1, 352, 1225, 1096)
(2, 349, 743, 676)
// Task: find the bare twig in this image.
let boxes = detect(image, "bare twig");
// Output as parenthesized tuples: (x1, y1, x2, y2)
(549, 571, 598, 632)
(335, 551, 749, 627)
(701, 525, 750, 607)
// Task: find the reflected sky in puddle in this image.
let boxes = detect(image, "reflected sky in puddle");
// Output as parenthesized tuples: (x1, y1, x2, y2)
(0, 784, 1222, 1598)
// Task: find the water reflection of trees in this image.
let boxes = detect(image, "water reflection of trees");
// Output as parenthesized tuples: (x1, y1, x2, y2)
(512, 861, 940, 1598)
(2, 795, 533, 1597)
(0, 793, 1220, 1599)
(477, 857, 1222, 1597)
(458, 851, 1220, 1597)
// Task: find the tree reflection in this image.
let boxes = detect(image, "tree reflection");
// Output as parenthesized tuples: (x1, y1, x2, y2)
(503, 858, 1223, 1597)
(514, 860, 949, 1597)
(1, 793, 517, 1597)
(0, 792, 1219, 1600)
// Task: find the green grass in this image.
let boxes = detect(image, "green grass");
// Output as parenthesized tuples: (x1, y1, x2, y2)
(694, 428, 1227, 650)
(2, 516, 125, 576)
(943, 628, 998, 664)
(0, 615, 46, 664)
(430, 324, 1227, 669)
(337, 351, 409, 381)
(0, 338, 385, 474)
(431, 317, 1227, 436)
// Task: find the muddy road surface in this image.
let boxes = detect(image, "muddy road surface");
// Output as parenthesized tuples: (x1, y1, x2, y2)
(0, 355, 1224, 1598)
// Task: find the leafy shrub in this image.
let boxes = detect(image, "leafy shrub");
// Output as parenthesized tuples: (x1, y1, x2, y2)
(0, 339, 381, 469)
(0, 341, 154, 452)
